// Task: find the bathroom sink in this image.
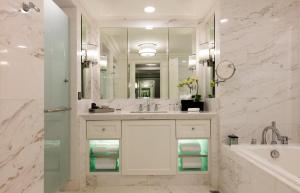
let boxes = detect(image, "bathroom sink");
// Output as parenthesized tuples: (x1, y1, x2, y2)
(130, 111, 169, 114)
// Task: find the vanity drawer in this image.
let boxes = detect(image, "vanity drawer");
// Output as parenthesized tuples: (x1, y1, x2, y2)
(176, 120, 210, 138)
(87, 121, 121, 139)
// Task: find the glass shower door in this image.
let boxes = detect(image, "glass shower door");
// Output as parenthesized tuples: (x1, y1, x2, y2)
(44, 0, 70, 193)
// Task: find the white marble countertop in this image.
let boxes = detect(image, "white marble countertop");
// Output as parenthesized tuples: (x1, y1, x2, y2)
(79, 111, 217, 120)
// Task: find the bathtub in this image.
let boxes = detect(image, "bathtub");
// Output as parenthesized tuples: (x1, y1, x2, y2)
(221, 144, 300, 193)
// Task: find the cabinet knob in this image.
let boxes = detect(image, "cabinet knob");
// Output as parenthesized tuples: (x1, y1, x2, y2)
(102, 128, 106, 132)
(191, 127, 195, 131)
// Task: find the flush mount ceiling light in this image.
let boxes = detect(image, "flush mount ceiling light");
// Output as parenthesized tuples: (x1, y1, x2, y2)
(138, 43, 157, 57)
(17, 45, 27, 49)
(144, 6, 156, 13)
(220, 18, 229, 23)
(0, 49, 8, 53)
(0, 61, 9, 66)
(145, 25, 154, 30)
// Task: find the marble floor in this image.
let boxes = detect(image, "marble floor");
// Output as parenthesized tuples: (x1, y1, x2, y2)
(77, 185, 212, 193)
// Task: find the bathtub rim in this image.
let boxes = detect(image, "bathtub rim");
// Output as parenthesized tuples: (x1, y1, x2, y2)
(227, 144, 300, 192)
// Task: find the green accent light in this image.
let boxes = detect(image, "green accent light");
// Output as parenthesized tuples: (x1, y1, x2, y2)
(178, 139, 208, 172)
(89, 140, 120, 172)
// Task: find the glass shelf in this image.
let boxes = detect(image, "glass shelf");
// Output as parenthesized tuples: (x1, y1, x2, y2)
(89, 140, 120, 172)
(178, 154, 208, 158)
(177, 139, 208, 172)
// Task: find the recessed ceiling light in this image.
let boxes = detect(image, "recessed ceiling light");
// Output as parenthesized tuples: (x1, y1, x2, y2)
(145, 25, 154, 30)
(144, 6, 156, 13)
(17, 45, 27, 49)
(0, 49, 8, 53)
(220, 18, 229, 23)
(0, 61, 9, 66)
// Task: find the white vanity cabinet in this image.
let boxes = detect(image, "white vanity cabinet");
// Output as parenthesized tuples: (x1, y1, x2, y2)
(121, 120, 177, 175)
(81, 112, 218, 187)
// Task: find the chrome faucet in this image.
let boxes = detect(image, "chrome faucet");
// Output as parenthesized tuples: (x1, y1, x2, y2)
(261, 121, 282, 144)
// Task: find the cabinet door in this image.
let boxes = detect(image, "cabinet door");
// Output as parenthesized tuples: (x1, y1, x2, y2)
(122, 120, 176, 175)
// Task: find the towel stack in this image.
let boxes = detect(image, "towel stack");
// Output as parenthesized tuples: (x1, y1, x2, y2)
(91, 145, 119, 170)
(94, 158, 116, 170)
(180, 143, 202, 169)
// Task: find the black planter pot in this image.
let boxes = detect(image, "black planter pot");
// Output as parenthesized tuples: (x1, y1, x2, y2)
(181, 100, 204, 111)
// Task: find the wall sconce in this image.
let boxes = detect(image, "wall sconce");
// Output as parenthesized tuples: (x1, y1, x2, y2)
(198, 49, 210, 61)
(188, 55, 197, 70)
(198, 41, 216, 66)
(100, 56, 108, 68)
(82, 43, 98, 64)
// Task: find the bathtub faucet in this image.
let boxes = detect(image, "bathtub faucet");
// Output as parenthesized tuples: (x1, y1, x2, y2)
(261, 121, 282, 144)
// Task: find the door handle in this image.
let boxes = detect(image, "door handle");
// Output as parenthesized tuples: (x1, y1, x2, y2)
(44, 107, 71, 113)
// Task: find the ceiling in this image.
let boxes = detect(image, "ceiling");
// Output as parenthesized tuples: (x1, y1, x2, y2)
(80, 0, 215, 26)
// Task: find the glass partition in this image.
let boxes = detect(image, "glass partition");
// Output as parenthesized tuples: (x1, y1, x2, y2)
(44, 0, 70, 192)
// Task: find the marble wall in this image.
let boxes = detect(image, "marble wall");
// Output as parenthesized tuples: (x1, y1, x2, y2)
(0, 0, 44, 193)
(218, 0, 300, 192)
(217, 0, 300, 143)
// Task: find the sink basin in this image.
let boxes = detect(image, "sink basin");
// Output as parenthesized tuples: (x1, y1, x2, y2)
(130, 111, 169, 114)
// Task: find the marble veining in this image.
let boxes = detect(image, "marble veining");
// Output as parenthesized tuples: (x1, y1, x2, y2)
(217, 0, 300, 144)
(0, 0, 44, 193)
(0, 99, 43, 193)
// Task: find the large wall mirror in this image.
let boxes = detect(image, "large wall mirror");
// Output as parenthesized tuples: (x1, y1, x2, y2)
(80, 14, 216, 100)
(99, 27, 199, 100)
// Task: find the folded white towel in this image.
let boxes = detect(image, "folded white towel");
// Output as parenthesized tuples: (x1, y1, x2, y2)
(95, 158, 116, 170)
(180, 143, 201, 153)
(188, 108, 200, 112)
(92, 146, 119, 154)
(182, 157, 202, 169)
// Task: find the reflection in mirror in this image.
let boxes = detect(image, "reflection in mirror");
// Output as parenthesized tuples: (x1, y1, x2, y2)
(97, 27, 209, 100)
(128, 28, 168, 99)
(204, 14, 216, 98)
(135, 64, 160, 98)
(100, 28, 128, 99)
(169, 28, 197, 100)
(81, 15, 91, 99)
